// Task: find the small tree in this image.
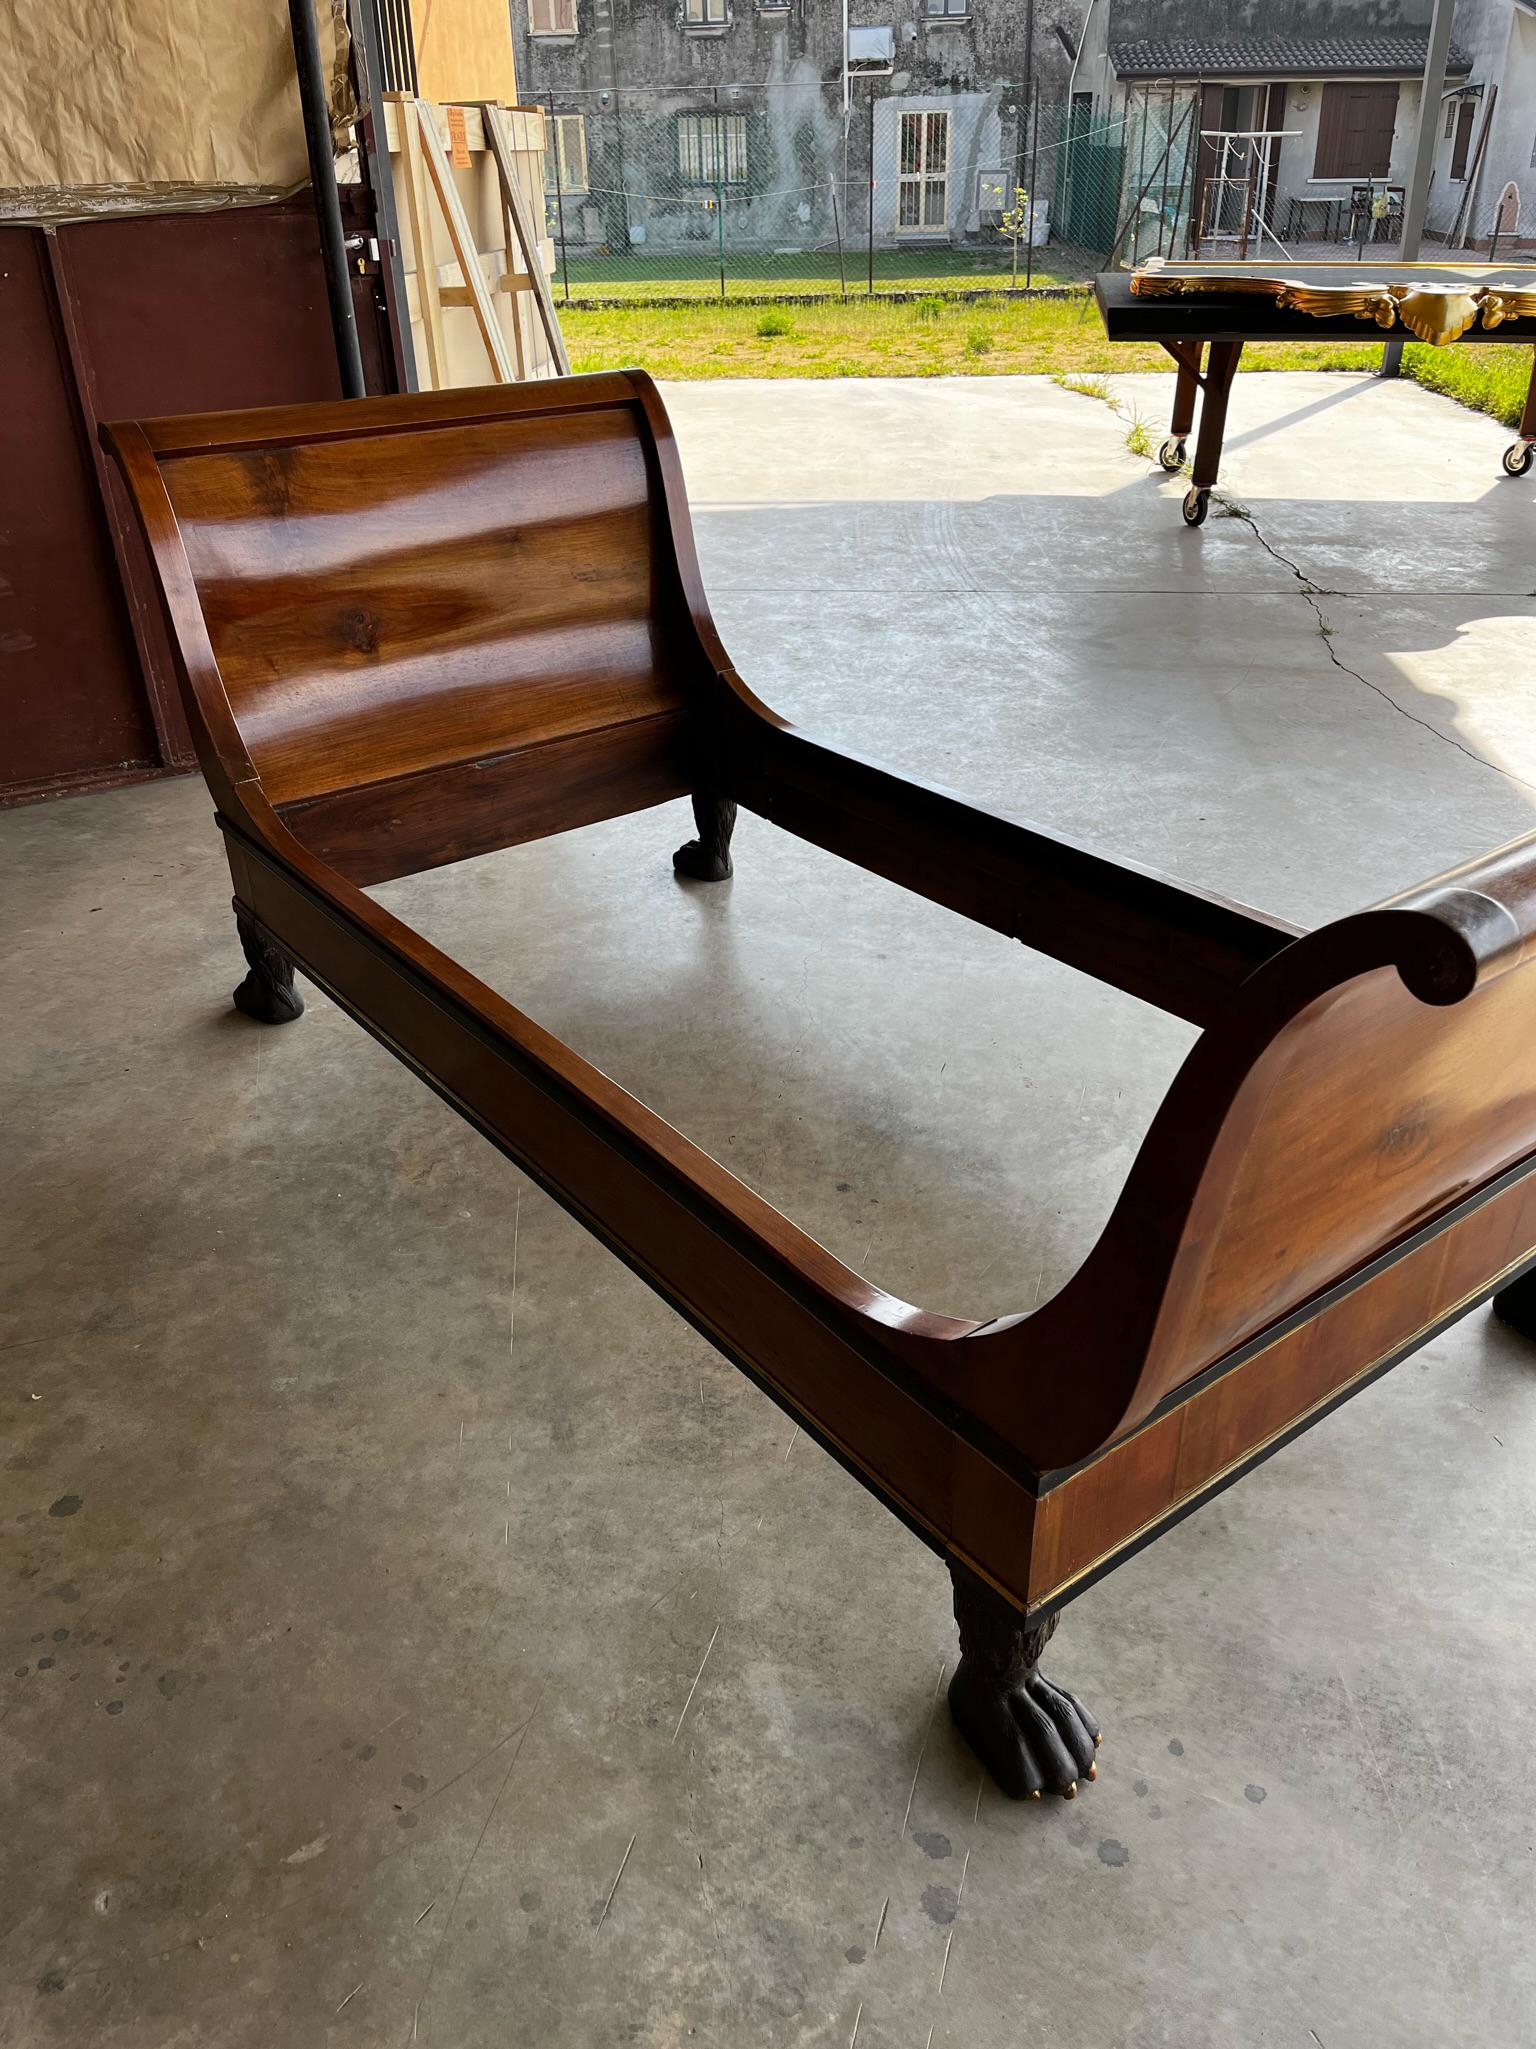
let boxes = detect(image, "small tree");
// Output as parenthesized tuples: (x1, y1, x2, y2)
(1001, 186, 1032, 286)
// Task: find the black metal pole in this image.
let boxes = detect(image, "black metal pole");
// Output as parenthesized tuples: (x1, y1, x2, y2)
(349, 0, 417, 391)
(1022, 3, 1035, 138)
(547, 89, 572, 303)
(287, 0, 366, 398)
(867, 89, 876, 295)
(1025, 79, 1039, 290)
(713, 87, 727, 301)
(1011, 90, 1024, 286)
(1132, 85, 1149, 265)
(1160, 75, 1175, 256)
(1169, 90, 1198, 259)
(831, 174, 847, 298)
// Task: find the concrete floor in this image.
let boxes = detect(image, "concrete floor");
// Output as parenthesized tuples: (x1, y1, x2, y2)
(6, 371, 1536, 2049)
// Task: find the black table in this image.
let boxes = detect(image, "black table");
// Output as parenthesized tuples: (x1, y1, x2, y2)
(1284, 195, 1344, 242)
(1095, 261, 1536, 523)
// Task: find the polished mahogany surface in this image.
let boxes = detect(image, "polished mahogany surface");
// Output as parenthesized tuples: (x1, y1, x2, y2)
(102, 374, 1536, 1629)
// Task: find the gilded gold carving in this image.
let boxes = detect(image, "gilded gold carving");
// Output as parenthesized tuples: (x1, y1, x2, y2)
(1129, 269, 1536, 346)
(1392, 289, 1483, 345)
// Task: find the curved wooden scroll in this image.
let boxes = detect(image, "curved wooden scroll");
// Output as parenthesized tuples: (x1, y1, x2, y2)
(946, 838, 1536, 1472)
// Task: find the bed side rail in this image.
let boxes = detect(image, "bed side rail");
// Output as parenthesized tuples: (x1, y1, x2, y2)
(728, 717, 1297, 1027)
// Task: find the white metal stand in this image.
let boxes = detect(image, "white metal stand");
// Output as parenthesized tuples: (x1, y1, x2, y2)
(1195, 129, 1299, 259)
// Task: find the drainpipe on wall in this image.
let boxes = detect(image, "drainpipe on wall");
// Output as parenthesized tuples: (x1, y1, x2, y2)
(842, 0, 850, 119)
(286, 0, 366, 400)
(1068, 0, 1098, 105)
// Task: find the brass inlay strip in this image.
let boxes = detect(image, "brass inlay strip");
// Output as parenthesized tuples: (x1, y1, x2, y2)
(1030, 1243, 1533, 1615)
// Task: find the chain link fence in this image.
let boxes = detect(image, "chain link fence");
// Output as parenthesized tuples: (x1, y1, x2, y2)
(537, 82, 1135, 303)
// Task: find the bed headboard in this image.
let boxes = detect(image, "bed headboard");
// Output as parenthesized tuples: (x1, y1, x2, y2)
(103, 374, 706, 883)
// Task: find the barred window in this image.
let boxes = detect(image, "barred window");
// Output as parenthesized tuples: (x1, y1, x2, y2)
(677, 112, 748, 184)
(683, 0, 730, 23)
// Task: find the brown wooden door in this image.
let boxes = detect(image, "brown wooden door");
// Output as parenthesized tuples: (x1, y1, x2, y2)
(1315, 81, 1399, 180)
(1452, 100, 1476, 181)
(0, 228, 161, 799)
(0, 201, 396, 806)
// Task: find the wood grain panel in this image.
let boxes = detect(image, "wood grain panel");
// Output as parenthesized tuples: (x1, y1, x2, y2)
(160, 406, 681, 805)
(1145, 955, 1536, 1405)
(278, 711, 692, 884)
(1028, 1169, 1536, 1610)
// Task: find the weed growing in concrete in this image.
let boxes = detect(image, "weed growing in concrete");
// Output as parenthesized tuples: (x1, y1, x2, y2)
(1052, 371, 1113, 403)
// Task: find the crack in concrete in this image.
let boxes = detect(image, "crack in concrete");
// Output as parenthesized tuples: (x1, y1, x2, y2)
(1221, 496, 1536, 796)
(1052, 376, 1536, 797)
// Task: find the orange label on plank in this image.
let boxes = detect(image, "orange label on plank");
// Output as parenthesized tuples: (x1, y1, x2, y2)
(446, 106, 471, 169)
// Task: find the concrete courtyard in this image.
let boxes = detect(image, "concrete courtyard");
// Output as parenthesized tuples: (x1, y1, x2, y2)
(5, 369, 1536, 2047)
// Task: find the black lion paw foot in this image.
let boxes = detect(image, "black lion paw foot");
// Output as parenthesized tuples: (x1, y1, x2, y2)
(233, 915, 305, 1024)
(948, 1658, 1101, 1801)
(672, 837, 733, 882)
(233, 968, 305, 1024)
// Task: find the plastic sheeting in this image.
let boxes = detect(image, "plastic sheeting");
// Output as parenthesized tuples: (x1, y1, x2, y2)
(0, 0, 354, 220)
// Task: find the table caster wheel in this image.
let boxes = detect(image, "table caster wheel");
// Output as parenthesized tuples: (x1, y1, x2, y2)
(1502, 441, 1533, 477)
(1182, 486, 1210, 527)
(1158, 437, 1187, 471)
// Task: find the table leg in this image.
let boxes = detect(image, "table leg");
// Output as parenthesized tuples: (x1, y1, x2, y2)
(1183, 339, 1243, 527)
(1157, 341, 1201, 472)
(1500, 347, 1536, 478)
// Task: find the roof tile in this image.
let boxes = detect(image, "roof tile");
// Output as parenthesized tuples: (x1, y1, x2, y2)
(1109, 34, 1473, 81)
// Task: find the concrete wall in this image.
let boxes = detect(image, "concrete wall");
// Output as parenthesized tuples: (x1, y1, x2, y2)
(1452, 2, 1536, 245)
(513, 0, 1074, 106)
(511, 0, 1072, 248)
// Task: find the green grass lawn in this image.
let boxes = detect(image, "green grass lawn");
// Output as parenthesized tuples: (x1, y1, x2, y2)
(553, 246, 1080, 300)
(561, 290, 1535, 433)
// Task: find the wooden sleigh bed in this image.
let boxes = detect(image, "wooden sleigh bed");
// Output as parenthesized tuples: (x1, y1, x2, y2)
(104, 374, 1536, 1804)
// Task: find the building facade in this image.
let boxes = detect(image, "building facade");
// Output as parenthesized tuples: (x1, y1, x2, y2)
(511, 0, 1536, 269)
(1072, 21, 1476, 258)
(1429, 0, 1536, 248)
(510, 0, 1078, 256)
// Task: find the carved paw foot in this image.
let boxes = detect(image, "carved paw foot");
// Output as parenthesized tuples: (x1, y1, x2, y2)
(673, 794, 736, 883)
(672, 836, 733, 882)
(1492, 1267, 1536, 1340)
(948, 1656, 1101, 1801)
(233, 913, 305, 1025)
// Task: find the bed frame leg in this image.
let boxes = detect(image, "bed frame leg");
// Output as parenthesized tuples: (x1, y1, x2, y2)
(673, 793, 737, 882)
(1492, 1266, 1536, 1338)
(233, 910, 305, 1025)
(946, 1563, 1100, 1800)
